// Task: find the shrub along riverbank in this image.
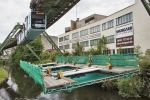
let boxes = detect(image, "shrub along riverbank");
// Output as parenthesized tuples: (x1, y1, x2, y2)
(0, 67, 8, 83)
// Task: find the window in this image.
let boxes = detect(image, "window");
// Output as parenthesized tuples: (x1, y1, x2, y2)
(59, 37, 63, 42)
(102, 23, 107, 31)
(103, 49, 115, 55)
(106, 35, 114, 44)
(64, 35, 69, 41)
(90, 25, 100, 34)
(59, 46, 63, 50)
(107, 20, 114, 29)
(117, 48, 134, 54)
(116, 12, 133, 26)
(90, 38, 100, 46)
(72, 32, 79, 38)
(64, 44, 70, 49)
(72, 43, 77, 48)
(80, 41, 89, 47)
(80, 29, 88, 36)
(102, 19, 114, 31)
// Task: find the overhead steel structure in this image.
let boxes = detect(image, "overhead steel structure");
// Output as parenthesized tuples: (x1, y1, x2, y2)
(30, 0, 80, 28)
(0, 0, 80, 56)
(141, 0, 150, 16)
(0, 23, 22, 55)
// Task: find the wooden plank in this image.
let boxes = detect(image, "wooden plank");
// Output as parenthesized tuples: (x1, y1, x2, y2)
(60, 76, 76, 83)
(44, 76, 71, 88)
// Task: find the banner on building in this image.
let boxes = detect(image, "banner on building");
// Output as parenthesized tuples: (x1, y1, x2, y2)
(116, 23, 134, 47)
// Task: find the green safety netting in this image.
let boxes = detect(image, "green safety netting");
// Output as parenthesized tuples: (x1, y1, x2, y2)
(110, 54, 139, 68)
(20, 60, 45, 89)
(56, 54, 139, 68)
(55, 56, 62, 62)
(61, 56, 69, 63)
(68, 56, 78, 63)
(110, 54, 138, 60)
(78, 56, 90, 64)
(92, 55, 109, 66)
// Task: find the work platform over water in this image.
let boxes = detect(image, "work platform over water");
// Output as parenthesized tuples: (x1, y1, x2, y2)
(20, 54, 140, 94)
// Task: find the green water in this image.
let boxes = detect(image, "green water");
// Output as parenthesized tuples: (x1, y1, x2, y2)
(72, 72, 112, 84)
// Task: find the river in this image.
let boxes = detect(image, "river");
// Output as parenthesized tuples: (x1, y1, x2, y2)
(0, 66, 147, 100)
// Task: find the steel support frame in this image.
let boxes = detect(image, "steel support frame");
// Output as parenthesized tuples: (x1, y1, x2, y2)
(42, 31, 63, 55)
(4, 50, 12, 59)
(26, 44, 41, 61)
(0, 23, 21, 53)
(141, 0, 150, 16)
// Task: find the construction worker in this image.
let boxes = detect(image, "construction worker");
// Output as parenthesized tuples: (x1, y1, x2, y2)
(57, 70, 63, 79)
(106, 63, 113, 70)
(46, 67, 51, 75)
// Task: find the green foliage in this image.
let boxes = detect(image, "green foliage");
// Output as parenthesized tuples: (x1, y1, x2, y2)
(117, 46, 122, 54)
(97, 35, 107, 54)
(49, 51, 59, 61)
(72, 41, 85, 56)
(40, 52, 51, 60)
(88, 36, 107, 55)
(0, 68, 8, 82)
(134, 45, 143, 56)
(139, 49, 150, 76)
(117, 76, 143, 98)
(88, 46, 100, 55)
(117, 48, 150, 99)
(63, 50, 70, 56)
(101, 80, 117, 90)
(11, 37, 43, 65)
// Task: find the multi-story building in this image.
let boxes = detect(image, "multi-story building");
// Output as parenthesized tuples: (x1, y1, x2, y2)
(39, 35, 58, 52)
(58, 0, 150, 55)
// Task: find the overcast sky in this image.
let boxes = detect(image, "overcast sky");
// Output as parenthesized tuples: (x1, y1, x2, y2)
(0, 0, 135, 43)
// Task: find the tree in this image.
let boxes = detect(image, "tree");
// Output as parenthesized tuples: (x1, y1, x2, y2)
(11, 37, 43, 65)
(72, 41, 85, 56)
(117, 46, 122, 54)
(117, 76, 143, 98)
(134, 45, 143, 56)
(88, 35, 107, 55)
(62, 50, 70, 56)
(117, 48, 150, 99)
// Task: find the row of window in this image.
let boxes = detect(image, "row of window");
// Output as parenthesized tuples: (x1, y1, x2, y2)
(59, 12, 133, 42)
(117, 48, 134, 54)
(72, 32, 79, 38)
(116, 12, 133, 26)
(59, 44, 70, 50)
(102, 19, 114, 31)
(60, 46, 134, 55)
(103, 48, 134, 55)
(106, 35, 114, 44)
(90, 25, 100, 34)
(59, 35, 114, 49)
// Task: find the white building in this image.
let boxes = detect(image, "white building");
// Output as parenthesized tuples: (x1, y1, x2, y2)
(58, 0, 150, 55)
(39, 35, 58, 52)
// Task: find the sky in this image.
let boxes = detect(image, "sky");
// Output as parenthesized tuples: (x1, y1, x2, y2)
(0, 0, 135, 43)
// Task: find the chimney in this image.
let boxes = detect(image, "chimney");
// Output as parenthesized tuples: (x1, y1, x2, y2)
(76, 18, 79, 22)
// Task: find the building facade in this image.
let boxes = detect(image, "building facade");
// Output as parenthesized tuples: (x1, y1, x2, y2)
(39, 35, 58, 52)
(58, 0, 150, 55)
